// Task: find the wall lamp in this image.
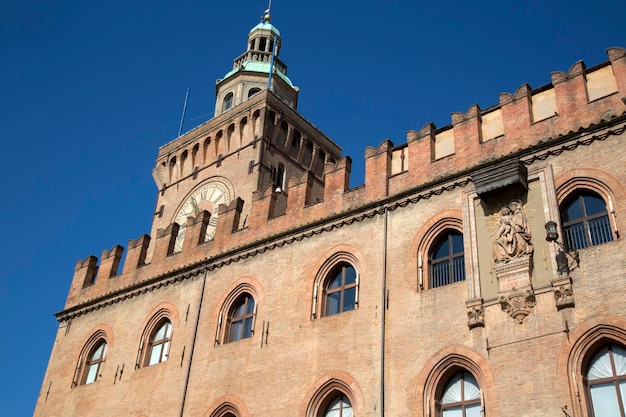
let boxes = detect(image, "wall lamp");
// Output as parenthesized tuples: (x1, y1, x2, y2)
(545, 221, 580, 275)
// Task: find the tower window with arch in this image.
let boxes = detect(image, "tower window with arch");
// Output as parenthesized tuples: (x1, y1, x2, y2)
(560, 191, 614, 251)
(74, 338, 108, 386)
(273, 163, 285, 190)
(438, 371, 482, 417)
(289, 132, 301, 159)
(226, 293, 256, 343)
(430, 231, 465, 288)
(302, 141, 314, 168)
(222, 92, 234, 113)
(585, 344, 626, 417)
(248, 87, 261, 98)
(323, 263, 358, 317)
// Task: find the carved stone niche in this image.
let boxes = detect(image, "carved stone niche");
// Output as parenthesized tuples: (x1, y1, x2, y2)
(552, 276, 575, 310)
(466, 298, 485, 329)
(472, 158, 528, 198)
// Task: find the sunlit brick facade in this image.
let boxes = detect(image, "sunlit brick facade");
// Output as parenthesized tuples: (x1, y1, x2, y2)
(35, 15, 626, 417)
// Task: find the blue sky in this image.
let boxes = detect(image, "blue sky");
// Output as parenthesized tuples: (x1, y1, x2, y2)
(0, 1, 623, 415)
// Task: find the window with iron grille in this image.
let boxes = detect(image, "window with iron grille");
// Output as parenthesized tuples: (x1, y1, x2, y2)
(430, 231, 465, 288)
(560, 191, 613, 251)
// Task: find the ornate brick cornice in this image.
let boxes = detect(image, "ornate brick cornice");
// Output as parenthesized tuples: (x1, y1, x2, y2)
(56, 176, 472, 322)
(56, 117, 626, 322)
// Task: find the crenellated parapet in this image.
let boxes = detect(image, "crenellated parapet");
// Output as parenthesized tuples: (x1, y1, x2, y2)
(63, 49, 626, 312)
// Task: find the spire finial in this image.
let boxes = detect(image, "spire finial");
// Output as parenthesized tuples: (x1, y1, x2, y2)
(262, 0, 272, 22)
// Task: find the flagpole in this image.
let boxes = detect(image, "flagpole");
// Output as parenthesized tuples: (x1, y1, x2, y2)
(267, 35, 277, 91)
(178, 88, 190, 137)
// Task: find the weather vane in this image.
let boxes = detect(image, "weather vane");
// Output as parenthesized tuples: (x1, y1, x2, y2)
(262, 0, 272, 22)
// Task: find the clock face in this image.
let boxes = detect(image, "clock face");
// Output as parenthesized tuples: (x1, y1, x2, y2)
(173, 181, 230, 252)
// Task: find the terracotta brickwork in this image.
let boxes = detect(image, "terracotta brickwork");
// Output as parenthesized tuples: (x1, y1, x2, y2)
(35, 33, 626, 417)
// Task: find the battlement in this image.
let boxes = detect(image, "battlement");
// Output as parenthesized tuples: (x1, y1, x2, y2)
(62, 48, 626, 312)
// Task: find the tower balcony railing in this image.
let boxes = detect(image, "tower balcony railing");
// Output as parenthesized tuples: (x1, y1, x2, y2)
(233, 52, 286, 74)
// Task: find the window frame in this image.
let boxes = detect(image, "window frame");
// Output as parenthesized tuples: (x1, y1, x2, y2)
(560, 191, 614, 251)
(429, 230, 465, 289)
(414, 215, 465, 291)
(420, 350, 493, 417)
(72, 330, 109, 388)
(305, 377, 358, 417)
(439, 370, 482, 417)
(137, 309, 174, 369)
(312, 252, 361, 319)
(247, 87, 261, 98)
(222, 92, 234, 113)
(217, 283, 260, 345)
(82, 340, 108, 385)
(145, 319, 173, 366)
(226, 293, 256, 343)
(585, 344, 626, 417)
(320, 392, 353, 417)
(322, 262, 358, 317)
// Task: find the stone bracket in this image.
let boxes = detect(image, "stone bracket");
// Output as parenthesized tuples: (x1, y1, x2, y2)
(552, 276, 575, 310)
(466, 298, 485, 329)
(499, 289, 536, 324)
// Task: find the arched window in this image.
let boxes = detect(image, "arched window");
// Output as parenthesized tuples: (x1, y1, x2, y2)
(430, 231, 465, 288)
(302, 141, 314, 168)
(209, 401, 243, 417)
(226, 293, 256, 343)
(145, 319, 172, 366)
(78, 339, 107, 385)
(321, 393, 352, 417)
(439, 371, 481, 417)
(586, 344, 626, 417)
(560, 191, 614, 251)
(82, 340, 107, 385)
(248, 87, 261, 98)
(73, 331, 110, 387)
(324, 263, 358, 317)
(222, 92, 234, 112)
(273, 163, 285, 190)
(289, 132, 301, 159)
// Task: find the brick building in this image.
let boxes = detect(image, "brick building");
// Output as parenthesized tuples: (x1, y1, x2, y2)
(34, 13, 626, 417)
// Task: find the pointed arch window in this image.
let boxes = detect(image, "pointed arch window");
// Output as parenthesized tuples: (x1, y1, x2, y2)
(227, 293, 256, 343)
(77, 340, 107, 386)
(322, 393, 352, 417)
(73, 332, 109, 387)
(560, 191, 613, 251)
(440, 371, 481, 417)
(146, 319, 172, 366)
(430, 231, 465, 288)
(83, 340, 107, 385)
(586, 344, 626, 417)
(324, 263, 358, 317)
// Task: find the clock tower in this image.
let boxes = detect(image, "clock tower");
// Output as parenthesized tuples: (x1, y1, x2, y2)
(148, 12, 342, 258)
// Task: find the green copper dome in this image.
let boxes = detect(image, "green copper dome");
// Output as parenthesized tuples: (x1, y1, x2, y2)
(220, 61, 294, 87)
(249, 21, 280, 37)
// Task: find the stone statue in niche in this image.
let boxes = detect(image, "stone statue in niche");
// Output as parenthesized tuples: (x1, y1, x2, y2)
(492, 200, 533, 263)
